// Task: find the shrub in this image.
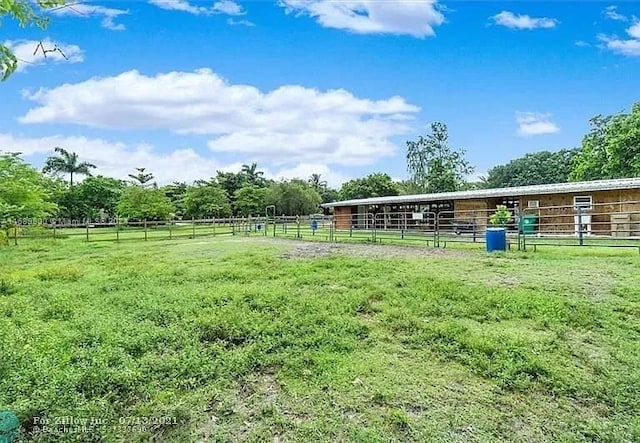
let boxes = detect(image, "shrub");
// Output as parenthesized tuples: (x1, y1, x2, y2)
(489, 205, 512, 226)
(0, 230, 7, 246)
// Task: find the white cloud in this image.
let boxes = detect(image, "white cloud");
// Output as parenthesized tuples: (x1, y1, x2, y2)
(149, 0, 246, 16)
(628, 21, 640, 39)
(603, 6, 627, 22)
(598, 21, 640, 57)
(491, 11, 558, 30)
(228, 18, 255, 27)
(598, 34, 640, 56)
(213, 0, 245, 16)
(515, 112, 560, 137)
(0, 133, 353, 187)
(148, 0, 209, 15)
(575, 40, 590, 47)
(278, 0, 445, 38)
(19, 68, 419, 166)
(50, 4, 128, 31)
(4, 39, 83, 73)
(269, 163, 349, 188)
(0, 133, 223, 184)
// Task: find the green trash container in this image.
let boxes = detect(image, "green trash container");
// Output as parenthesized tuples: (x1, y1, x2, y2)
(519, 214, 538, 234)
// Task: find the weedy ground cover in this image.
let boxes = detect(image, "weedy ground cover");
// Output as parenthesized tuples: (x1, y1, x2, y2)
(1, 237, 639, 442)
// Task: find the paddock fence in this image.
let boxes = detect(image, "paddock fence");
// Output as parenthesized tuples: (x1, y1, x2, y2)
(3, 200, 640, 252)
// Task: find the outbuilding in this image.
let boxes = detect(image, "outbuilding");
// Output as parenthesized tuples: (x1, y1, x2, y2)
(322, 178, 640, 236)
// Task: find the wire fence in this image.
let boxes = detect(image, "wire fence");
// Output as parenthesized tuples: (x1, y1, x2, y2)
(3, 201, 640, 252)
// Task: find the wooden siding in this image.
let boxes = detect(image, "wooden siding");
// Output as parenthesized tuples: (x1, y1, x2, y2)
(334, 206, 352, 230)
(520, 189, 640, 235)
(454, 199, 489, 226)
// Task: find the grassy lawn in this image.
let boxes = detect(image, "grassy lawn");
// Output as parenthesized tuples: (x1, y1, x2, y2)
(1, 237, 640, 442)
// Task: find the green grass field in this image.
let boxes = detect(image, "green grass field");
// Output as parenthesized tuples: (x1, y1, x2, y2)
(1, 237, 640, 442)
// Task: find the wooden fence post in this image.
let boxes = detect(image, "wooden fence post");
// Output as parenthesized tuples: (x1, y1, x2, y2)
(116, 218, 120, 242)
(169, 219, 172, 240)
(86, 222, 89, 242)
(144, 219, 148, 241)
(192, 217, 196, 238)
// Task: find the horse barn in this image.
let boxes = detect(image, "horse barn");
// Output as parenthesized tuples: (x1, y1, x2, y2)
(322, 178, 640, 237)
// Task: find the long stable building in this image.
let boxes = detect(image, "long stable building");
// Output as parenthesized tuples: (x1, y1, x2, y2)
(322, 178, 640, 235)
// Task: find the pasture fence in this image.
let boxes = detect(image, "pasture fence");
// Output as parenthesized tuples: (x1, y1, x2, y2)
(3, 200, 640, 252)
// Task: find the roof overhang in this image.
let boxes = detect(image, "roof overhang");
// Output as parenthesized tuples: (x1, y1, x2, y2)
(322, 177, 640, 208)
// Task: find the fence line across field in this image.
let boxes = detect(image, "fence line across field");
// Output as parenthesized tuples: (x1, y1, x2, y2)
(3, 201, 640, 251)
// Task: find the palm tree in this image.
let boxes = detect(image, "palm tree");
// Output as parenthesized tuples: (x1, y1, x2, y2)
(42, 147, 96, 187)
(241, 163, 264, 185)
(309, 173, 327, 191)
(128, 168, 155, 187)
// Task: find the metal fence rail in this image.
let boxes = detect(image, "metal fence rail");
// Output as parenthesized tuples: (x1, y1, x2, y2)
(520, 201, 640, 251)
(3, 201, 640, 252)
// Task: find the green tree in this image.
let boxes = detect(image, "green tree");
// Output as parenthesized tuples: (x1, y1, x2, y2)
(395, 179, 421, 195)
(308, 173, 327, 192)
(128, 167, 156, 188)
(161, 182, 188, 217)
(214, 171, 247, 202)
(483, 149, 579, 189)
(117, 186, 174, 220)
(320, 187, 339, 205)
(42, 147, 96, 187)
(241, 163, 266, 187)
(1, 0, 65, 81)
(266, 180, 322, 216)
(70, 176, 126, 218)
(183, 184, 232, 218)
(406, 122, 474, 193)
(234, 185, 268, 216)
(570, 103, 640, 181)
(0, 153, 57, 219)
(339, 173, 399, 200)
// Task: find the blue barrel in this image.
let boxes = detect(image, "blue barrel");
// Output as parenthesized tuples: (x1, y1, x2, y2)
(310, 220, 318, 231)
(486, 227, 507, 252)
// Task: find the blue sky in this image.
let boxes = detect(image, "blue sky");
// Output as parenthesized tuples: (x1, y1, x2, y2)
(1, 1, 639, 186)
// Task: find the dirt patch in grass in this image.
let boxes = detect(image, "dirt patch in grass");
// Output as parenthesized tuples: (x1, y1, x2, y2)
(198, 369, 283, 441)
(265, 238, 469, 259)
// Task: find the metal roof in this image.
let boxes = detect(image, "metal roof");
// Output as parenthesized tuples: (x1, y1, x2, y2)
(322, 177, 640, 208)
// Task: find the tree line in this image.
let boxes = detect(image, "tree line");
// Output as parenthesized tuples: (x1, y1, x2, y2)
(2, 101, 639, 221)
(0, 151, 328, 221)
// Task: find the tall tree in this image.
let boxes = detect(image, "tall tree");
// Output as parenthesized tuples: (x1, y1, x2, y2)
(42, 147, 96, 187)
(234, 185, 268, 216)
(319, 187, 339, 205)
(56, 176, 126, 220)
(183, 184, 232, 218)
(483, 149, 579, 189)
(308, 173, 328, 192)
(395, 180, 421, 196)
(1, 0, 65, 81)
(161, 182, 188, 217)
(128, 168, 156, 187)
(0, 152, 58, 219)
(406, 122, 474, 193)
(570, 102, 640, 181)
(266, 180, 322, 216)
(339, 173, 399, 200)
(214, 171, 247, 202)
(241, 163, 266, 186)
(117, 186, 174, 220)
